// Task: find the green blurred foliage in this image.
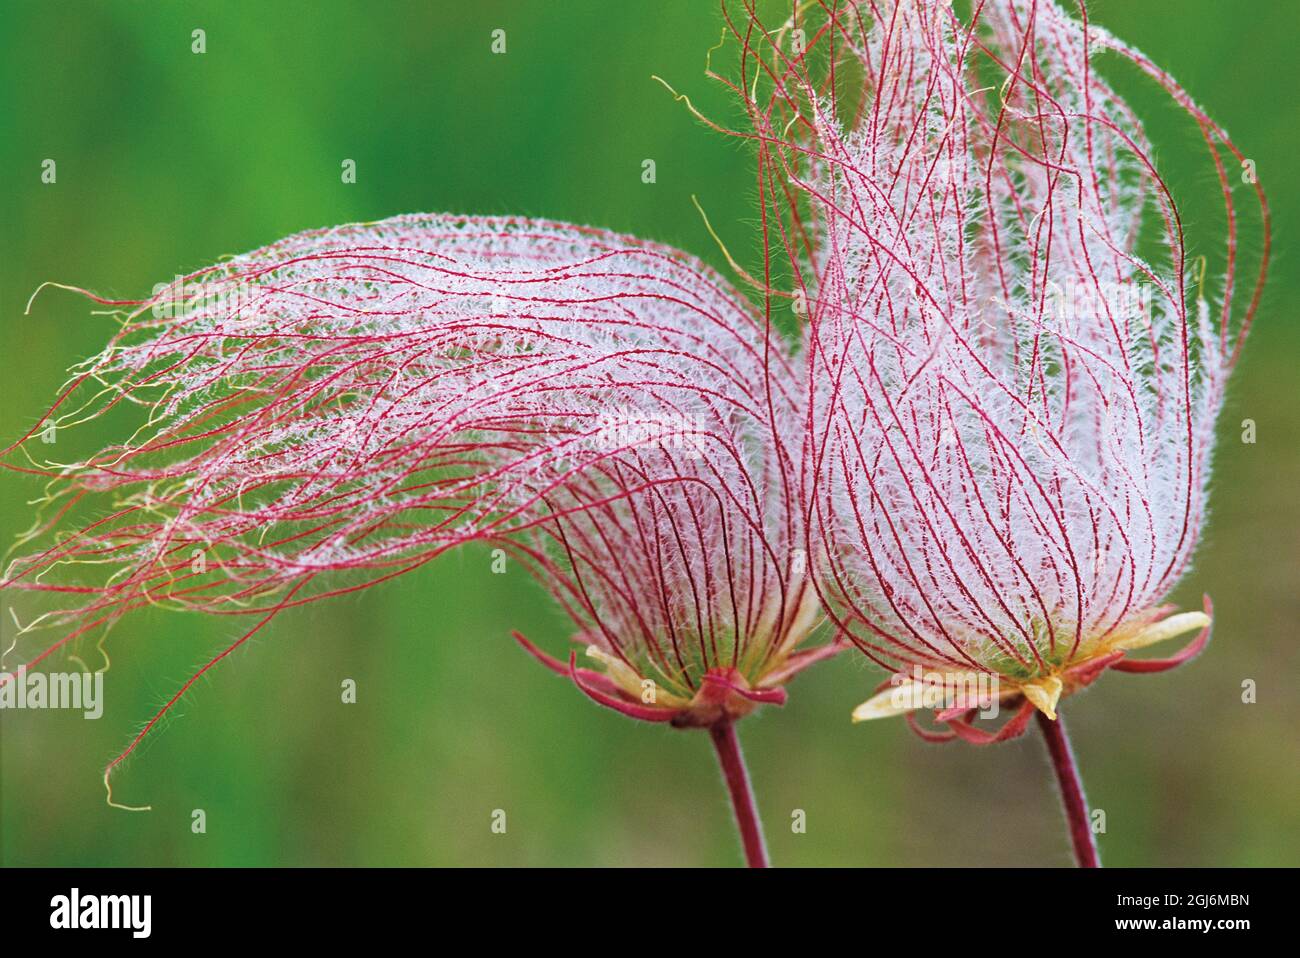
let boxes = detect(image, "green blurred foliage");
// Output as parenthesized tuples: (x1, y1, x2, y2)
(1, 0, 1296, 867)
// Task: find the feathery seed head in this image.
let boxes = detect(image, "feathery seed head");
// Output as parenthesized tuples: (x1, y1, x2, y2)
(3, 214, 834, 784)
(728, 0, 1268, 738)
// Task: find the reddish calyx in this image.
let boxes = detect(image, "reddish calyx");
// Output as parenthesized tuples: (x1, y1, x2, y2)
(513, 631, 841, 729)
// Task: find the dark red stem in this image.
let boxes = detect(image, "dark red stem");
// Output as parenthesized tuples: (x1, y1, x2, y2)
(1036, 710, 1100, 868)
(708, 719, 769, 868)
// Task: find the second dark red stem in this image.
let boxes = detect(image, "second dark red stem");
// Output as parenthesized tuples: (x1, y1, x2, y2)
(1036, 709, 1100, 868)
(708, 719, 769, 868)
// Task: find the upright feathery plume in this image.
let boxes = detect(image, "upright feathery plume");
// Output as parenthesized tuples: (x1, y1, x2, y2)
(733, 0, 1268, 865)
(2, 214, 834, 865)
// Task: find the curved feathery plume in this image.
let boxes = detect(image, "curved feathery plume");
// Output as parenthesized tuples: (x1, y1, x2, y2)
(3, 214, 833, 863)
(724, 0, 1268, 865)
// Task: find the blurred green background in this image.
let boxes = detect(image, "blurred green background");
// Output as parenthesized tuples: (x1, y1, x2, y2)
(1, 1, 1296, 867)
